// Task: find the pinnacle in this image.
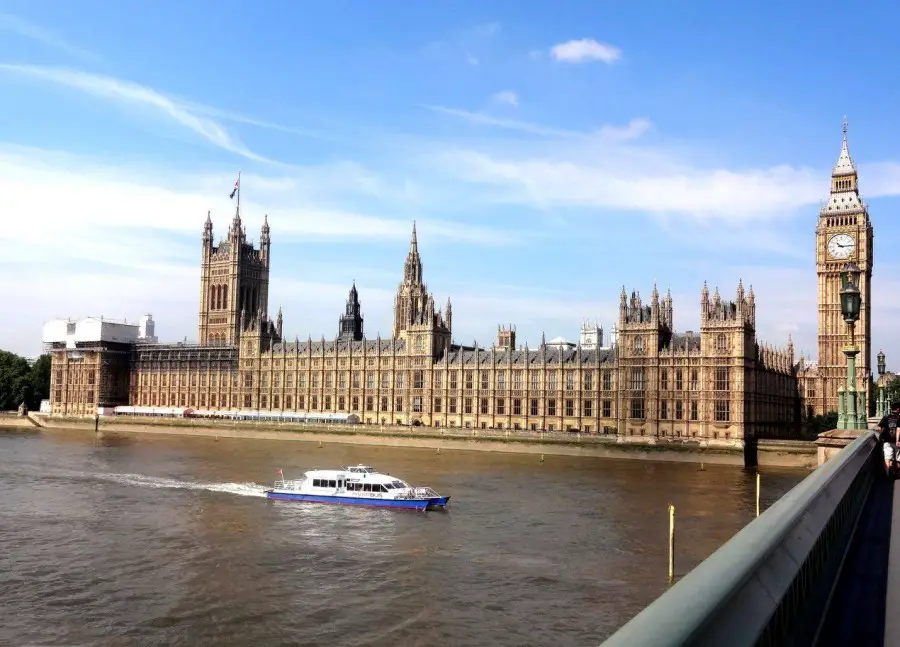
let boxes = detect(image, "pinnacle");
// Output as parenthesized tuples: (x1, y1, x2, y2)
(833, 117, 856, 177)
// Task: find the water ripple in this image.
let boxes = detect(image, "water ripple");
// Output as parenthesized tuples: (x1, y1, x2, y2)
(0, 429, 806, 646)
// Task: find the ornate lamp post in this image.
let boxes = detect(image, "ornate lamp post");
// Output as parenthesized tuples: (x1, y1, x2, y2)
(877, 350, 888, 417)
(838, 263, 863, 430)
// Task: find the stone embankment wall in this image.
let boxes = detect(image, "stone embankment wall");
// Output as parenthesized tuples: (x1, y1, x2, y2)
(13, 414, 818, 469)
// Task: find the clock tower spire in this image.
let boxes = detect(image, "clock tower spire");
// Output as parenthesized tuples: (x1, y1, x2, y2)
(812, 118, 874, 416)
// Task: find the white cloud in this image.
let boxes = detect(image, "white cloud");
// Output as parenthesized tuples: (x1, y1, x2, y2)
(418, 105, 900, 222)
(491, 90, 519, 107)
(0, 13, 101, 63)
(430, 148, 828, 222)
(421, 104, 579, 137)
(550, 38, 622, 64)
(0, 144, 524, 245)
(0, 64, 275, 163)
(598, 118, 651, 142)
(0, 144, 538, 354)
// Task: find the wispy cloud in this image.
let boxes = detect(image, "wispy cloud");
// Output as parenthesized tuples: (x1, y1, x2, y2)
(432, 147, 828, 222)
(0, 13, 102, 63)
(472, 22, 501, 39)
(550, 38, 622, 64)
(598, 118, 651, 142)
(491, 90, 519, 107)
(0, 144, 525, 246)
(421, 104, 651, 145)
(421, 104, 577, 137)
(0, 64, 277, 164)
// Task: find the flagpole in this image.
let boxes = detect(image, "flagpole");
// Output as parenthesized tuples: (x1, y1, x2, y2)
(237, 169, 242, 215)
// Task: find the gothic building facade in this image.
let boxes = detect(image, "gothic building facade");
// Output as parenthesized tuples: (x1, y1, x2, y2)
(47, 199, 802, 443)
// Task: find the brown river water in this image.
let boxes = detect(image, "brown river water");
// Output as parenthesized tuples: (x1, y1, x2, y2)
(0, 428, 807, 646)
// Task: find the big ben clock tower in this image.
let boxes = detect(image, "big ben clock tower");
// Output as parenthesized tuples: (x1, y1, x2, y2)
(814, 119, 874, 415)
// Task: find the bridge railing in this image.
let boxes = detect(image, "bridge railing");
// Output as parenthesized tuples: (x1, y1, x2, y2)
(600, 429, 880, 647)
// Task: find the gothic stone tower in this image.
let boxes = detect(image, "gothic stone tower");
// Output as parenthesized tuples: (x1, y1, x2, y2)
(198, 208, 271, 346)
(338, 282, 364, 341)
(392, 222, 451, 358)
(699, 281, 756, 435)
(815, 121, 874, 414)
(616, 284, 673, 437)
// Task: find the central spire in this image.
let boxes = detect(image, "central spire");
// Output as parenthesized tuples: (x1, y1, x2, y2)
(403, 221, 423, 285)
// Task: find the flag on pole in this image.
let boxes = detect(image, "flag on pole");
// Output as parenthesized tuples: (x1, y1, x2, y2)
(229, 172, 241, 199)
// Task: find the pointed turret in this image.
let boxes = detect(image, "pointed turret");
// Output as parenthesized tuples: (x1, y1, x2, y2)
(338, 281, 364, 341)
(822, 117, 864, 215)
(231, 203, 242, 237)
(276, 306, 283, 339)
(833, 117, 856, 177)
(259, 214, 271, 266)
(403, 221, 423, 285)
(203, 210, 213, 243)
(445, 296, 452, 333)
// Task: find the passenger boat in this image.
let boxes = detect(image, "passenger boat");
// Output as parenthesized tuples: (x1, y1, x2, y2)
(265, 465, 451, 511)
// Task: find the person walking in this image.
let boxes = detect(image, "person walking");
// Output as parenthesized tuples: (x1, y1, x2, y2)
(877, 401, 900, 477)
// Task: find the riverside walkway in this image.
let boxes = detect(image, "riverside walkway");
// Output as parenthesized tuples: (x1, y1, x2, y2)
(600, 424, 900, 647)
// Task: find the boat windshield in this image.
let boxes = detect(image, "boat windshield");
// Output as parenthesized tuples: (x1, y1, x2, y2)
(392, 480, 407, 488)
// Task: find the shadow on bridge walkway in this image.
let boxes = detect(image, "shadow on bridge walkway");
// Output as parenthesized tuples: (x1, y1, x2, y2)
(816, 473, 893, 647)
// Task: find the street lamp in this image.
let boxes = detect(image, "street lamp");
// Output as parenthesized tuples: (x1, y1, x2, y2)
(878, 350, 886, 377)
(838, 263, 864, 430)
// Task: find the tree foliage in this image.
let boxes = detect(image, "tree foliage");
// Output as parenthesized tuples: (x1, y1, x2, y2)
(0, 350, 51, 411)
(884, 376, 900, 407)
(806, 411, 839, 436)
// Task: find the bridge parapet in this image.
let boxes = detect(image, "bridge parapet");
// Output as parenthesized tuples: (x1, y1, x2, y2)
(600, 430, 880, 647)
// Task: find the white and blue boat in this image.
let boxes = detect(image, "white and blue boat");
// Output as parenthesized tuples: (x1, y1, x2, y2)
(265, 465, 450, 511)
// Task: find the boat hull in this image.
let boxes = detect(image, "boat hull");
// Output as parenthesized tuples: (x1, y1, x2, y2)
(265, 490, 450, 511)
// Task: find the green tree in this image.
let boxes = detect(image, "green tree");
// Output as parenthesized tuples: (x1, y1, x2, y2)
(808, 411, 839, 435)
(0, 350, 51, 411)
(884, 376, 900, 407)
(29, 354, 51, 406)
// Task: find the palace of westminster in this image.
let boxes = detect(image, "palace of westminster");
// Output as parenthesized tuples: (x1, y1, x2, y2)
(45, 124, 877, 444)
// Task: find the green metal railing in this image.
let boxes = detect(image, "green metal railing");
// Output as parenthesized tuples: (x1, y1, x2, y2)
(600, 430, 880, 647)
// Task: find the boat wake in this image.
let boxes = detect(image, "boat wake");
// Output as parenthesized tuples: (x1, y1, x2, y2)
(96, 472, 269, 498)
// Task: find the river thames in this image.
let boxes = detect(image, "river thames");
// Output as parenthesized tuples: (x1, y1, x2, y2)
(0, 429, 806, 646)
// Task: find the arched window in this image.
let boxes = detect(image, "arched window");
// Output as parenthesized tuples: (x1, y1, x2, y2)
(222, 285, 228, 310)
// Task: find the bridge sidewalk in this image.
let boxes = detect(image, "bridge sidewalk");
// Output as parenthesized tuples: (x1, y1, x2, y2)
(814, 472, 892, 647)
(884, 479, 900, 646)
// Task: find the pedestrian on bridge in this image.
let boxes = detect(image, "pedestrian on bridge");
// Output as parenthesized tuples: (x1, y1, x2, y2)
(877, 401, 900, 477)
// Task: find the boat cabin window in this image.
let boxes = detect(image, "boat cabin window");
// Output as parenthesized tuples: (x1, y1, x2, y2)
(392, 480, 406, 488)
(312, 479, 337, 488)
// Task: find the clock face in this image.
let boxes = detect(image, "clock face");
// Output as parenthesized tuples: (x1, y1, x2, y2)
(827, 233, 855, 260)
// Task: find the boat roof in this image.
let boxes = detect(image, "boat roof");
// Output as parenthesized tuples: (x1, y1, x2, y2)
(301, 465, 407, 483)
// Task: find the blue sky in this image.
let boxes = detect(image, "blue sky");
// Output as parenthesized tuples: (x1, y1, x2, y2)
(1, 0, 899, 371)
